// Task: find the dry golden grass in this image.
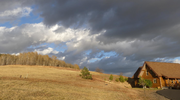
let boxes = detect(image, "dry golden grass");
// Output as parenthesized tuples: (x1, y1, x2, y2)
(0, 65, 168, 100)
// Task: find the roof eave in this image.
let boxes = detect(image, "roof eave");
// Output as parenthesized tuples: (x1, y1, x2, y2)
(145, 62, 160, 77)
(137, 63, 146, 78)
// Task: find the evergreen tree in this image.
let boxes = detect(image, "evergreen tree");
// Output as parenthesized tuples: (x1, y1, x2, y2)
(80, 67, 92, 79)
(109, 74, 113, 81)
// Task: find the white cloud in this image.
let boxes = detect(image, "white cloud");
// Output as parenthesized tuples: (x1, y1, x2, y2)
(80, 57, 88, 66)
(0, 7, 32, 23)
(173, 59, 180, 64)
(58, 56, 65, 60)
(34, 47, 59, 55)
(0, 7, 32, 17)
(0, 23, 101, 53)
(88, 58, 100, 63)
(11, 53, 20, 56)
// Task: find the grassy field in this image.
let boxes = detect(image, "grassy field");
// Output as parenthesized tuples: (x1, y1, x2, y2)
(0, 65, 168, 100)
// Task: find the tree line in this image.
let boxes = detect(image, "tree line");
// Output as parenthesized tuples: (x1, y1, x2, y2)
(0, 52, 80, 69)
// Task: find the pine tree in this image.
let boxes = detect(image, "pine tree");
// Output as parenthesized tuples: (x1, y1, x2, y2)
(109, 74, 113, 81)
(80, 67, 92, 79)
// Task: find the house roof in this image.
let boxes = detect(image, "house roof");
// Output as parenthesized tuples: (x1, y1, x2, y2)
(145, 61, 180, 79)
(132, 66, 142, 78)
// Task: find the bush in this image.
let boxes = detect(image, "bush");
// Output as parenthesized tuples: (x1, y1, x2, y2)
(80, 67, 92, 79)
(138, 77, 146, 88)
(119, 75, 125, 82)
(95, 67, 104, 73)
(109, 74, 113, 81)
(138, 77, 152, 88)
(115, 78, 119, 82)
(145, 79, 152, 88)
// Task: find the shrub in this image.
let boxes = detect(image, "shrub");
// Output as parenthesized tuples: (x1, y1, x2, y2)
(115, 78, 119, 82)
(138, 77, 152, 88)
(119, 75, 125, 82)
(80, 67, 92, 79)
(145, 79, 152, 88)
(138, 77, 146, 88)
(109, 74, 113, 81)
(95, 67, 104, 73)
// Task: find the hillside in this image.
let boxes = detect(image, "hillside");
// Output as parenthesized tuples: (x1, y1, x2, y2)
(0, 65, 168, 100)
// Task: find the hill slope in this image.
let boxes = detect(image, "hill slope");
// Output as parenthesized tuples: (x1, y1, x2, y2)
(0, 65, 168, 100)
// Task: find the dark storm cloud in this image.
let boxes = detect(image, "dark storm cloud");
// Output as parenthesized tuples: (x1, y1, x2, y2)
(0, 0, 24, 12)
(29, 0, 180, 40)
(80, 55, 143, 77)
(53, 48, 142, 77)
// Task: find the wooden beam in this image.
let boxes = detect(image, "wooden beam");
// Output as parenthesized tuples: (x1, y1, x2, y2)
(159, 77, 162, 88)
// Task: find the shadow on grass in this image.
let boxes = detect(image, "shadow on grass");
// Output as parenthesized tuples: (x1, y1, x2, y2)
(127, 77, 143, 88)
(127, 77, 135, 87)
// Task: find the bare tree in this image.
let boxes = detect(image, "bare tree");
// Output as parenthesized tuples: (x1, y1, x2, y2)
(95, 67, 104, 73)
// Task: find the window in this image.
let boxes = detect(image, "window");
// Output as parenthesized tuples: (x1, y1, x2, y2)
(146, 70, 148, 76)
(178, 79, 180, 83)
(153, 79, 157, 83)
(171, 80, 173, 83)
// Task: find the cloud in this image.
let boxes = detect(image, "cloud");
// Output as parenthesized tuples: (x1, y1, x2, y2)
(34, 47, 59, 55)
(0, 23, 57, 53)
(173, 59, 180, 64)
(0, 7, 32, 17)
(0, 23, 95, 53)
(0, 7, 32, 23)
(28, 0, 180, 40)
(79, 55, 143, 75)
(0, 0, 25, 12)
(25, 0, 180, 60)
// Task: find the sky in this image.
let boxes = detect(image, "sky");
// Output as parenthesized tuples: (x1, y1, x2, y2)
(1, 0, 180, 77)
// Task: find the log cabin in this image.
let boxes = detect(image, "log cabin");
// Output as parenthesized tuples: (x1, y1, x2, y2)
(133, 61, 180, 88)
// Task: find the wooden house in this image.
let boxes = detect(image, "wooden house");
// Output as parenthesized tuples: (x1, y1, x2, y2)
(133, 61, 180, 88)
